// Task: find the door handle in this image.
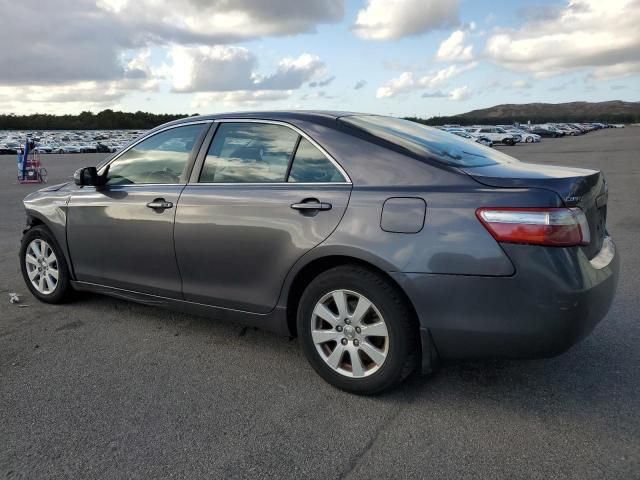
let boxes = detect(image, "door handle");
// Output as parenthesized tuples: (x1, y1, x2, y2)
(291, 201, 332, 211)
(146, 199, 174, 210)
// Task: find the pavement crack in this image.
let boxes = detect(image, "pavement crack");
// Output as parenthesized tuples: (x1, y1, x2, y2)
(337, 404, 404, 480)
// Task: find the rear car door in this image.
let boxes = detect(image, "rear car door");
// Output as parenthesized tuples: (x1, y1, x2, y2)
(66, 122, 209, 298)
(174, 120, 352, 313)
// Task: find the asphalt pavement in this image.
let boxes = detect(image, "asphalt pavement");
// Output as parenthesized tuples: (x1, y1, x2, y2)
(1, 127, 639, 479)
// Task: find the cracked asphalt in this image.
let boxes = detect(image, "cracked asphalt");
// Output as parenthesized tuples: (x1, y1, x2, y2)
(1, 127, 639, 479)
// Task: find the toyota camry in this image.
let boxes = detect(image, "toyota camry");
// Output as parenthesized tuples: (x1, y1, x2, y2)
(20, 111, 619, 394)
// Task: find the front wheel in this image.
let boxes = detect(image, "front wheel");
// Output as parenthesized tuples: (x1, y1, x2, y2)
(20, 226, 73, 303)
(298, 266, 418, 394)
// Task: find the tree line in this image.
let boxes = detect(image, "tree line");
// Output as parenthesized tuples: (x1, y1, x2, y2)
(0, 108, 637, 131)
(0, 110, 192, 130)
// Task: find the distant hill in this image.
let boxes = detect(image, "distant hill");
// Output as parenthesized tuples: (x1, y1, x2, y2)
(412, 101, 640, 126)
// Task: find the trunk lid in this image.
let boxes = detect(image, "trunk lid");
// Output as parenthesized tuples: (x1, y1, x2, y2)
(462, 162, 608, 259)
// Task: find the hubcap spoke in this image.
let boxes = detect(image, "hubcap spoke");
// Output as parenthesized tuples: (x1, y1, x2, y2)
(349, 348, 365, 377)
(332, 290, 348, 319)
(44, 275, 53, 292)
(312, 329, 341, 344)
(45, 252, 56, 266)
(360, 321, 388, 338)
(350, 296, 372, 326)
(360, 341, 386, 366)
(325, 344, 346, 370)
(313, 303, 339, 327)
(31, 240, 42, 258)
(28, 268, 39, 280)
(48, 268, 59, 280)
(25, 254, 38, 266)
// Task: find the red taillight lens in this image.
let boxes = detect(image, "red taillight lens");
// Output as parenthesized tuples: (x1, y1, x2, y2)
(476, 207, 590, 246)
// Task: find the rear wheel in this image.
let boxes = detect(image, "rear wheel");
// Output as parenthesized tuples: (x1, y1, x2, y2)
(20, 226, 72, 303)
(525, 136, 533, 143)
(298, 265, 418, 394)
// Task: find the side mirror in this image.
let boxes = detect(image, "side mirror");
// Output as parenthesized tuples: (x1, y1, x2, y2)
(73, 167, 99, 186)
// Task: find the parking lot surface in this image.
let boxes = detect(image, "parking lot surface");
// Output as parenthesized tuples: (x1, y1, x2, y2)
(1, 128, 639, 479)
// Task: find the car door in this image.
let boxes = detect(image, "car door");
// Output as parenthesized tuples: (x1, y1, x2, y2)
(174, 120, 352, 313)
(479, 128, 495, 141)
(66, 122, 209, 298)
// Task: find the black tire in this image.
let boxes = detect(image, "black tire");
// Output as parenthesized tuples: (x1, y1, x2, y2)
(20, 225, 73, 303)
(525, 136, 533, 143)
(297, 265, 419, 395)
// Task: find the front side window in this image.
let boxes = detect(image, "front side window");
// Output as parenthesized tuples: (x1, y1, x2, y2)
(200, 123, 298, 183)
(288, 138, 345, 183)
(105, 124, 205, 185)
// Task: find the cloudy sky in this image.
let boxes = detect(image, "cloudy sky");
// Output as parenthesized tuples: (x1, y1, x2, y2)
(1, 0, 638, 117)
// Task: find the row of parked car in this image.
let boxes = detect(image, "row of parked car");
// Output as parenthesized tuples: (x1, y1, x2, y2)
(0, 130, 146, 155)
(437, 122, 624, 147)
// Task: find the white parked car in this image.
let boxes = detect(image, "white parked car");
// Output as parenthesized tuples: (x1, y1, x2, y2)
(468, 127, 518, 146)
(57, 145, 84, 154)
(506, 128, 541, 143)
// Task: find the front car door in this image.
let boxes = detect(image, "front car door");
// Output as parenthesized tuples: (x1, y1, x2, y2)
(174, 120, 352, 313)
(66, 122, 209, 298)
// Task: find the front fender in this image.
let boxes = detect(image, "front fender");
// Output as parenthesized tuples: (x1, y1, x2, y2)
(23, 186, 74, 279)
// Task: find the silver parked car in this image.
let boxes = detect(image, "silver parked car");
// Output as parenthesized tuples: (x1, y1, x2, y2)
(20, 112, 619, 394)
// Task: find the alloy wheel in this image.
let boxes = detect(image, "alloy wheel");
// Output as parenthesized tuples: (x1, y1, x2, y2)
(25, 239, 59, 295)
(311, 289, 389, 378)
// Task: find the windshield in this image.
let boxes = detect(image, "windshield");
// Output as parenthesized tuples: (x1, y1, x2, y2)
(339, 115, 519, 168)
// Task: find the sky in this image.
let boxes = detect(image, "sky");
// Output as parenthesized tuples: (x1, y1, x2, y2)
(0, 0, 638, 117)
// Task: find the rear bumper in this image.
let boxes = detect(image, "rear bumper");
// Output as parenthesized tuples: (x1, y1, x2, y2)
(392, 237, 619, 359)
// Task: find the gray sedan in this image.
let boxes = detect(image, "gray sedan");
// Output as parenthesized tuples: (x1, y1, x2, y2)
(19, 111, 619, 394)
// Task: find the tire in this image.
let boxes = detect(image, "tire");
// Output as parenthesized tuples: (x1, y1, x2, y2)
(525, 136, 533, 143)
(20, 225, 73, 303)
(297, 265, 418, 394)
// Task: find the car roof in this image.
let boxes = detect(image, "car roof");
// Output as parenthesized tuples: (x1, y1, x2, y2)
(173, 110, 365, 125)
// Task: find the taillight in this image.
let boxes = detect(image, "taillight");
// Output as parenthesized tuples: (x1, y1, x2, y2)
(476, 207, 590, 246)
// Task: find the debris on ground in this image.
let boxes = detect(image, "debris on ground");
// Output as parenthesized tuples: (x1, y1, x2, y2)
(9, 292, 20, 304)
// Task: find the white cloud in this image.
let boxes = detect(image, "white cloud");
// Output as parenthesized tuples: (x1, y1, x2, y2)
(0, 0, 342, 88)
(587, 61, 640, 80)
(99, 0, 345, 43)
(376, 62, 478, 98)
(192, 90, 292, 109)
(449, 85, 471, 101)
(169, 46, 257, 93)
(436, 30, 474, 62)
(169, 48, 325, 93)
(256, 54, 326, 89)
(485, 0, 640, 77)
(512, 79, 532, 89)
(353, 0, 459, 40)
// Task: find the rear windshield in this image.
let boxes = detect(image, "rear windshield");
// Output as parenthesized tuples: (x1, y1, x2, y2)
(339, 115, 518, 168)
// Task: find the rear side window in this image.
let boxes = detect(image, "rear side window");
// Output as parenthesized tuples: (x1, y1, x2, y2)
(288, 138, 345, 183)
(200, 123, 298, 183)
(104, 124, 205, 185)
(340, 115, 518, 168)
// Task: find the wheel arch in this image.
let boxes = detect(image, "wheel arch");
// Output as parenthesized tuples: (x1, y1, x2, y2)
(282, 252, 437, 374)
(24, 210, 76, 280)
